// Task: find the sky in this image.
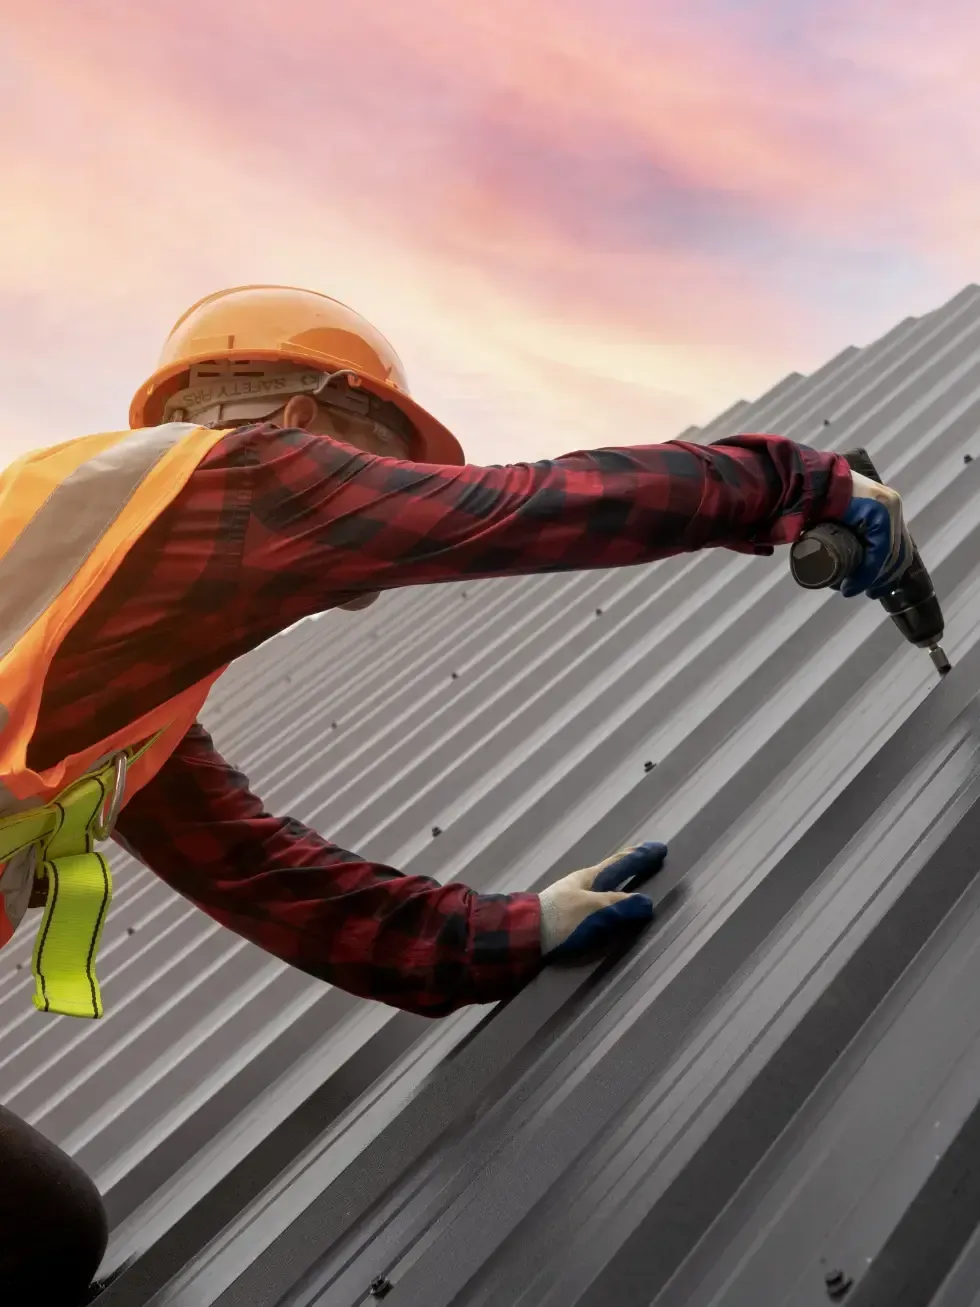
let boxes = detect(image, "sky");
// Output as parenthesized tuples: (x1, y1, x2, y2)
(1, 0, 979, 464)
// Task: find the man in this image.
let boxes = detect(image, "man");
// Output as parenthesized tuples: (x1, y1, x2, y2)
(0, 285, 906, 1302)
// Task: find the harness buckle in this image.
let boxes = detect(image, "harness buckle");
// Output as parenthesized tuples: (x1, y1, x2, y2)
(92, 752, 128, 843)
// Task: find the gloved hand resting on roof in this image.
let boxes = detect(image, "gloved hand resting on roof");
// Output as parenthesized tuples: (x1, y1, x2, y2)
(539, 841, 667, 960)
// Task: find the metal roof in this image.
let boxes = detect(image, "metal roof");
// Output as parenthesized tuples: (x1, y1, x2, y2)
(3, 283, 980, 1306)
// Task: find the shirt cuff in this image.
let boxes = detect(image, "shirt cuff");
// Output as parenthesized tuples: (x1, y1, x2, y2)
(822, 451, 855, 522)
(467, 890, 543, 1001)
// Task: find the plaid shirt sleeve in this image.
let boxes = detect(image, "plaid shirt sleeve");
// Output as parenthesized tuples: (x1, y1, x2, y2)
(31, 423, 852, 1017)
(227, 428, 853, 624)
(113, 722, 543, 1017)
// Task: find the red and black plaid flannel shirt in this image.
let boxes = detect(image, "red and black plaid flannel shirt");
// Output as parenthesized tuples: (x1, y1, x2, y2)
(26, 424, 852, 1017)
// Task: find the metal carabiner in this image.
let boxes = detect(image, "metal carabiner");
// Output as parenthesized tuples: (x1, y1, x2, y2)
(93, 752, 128, 843)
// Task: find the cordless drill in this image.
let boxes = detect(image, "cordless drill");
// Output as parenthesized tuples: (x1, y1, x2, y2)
(789, 448, 951, 677)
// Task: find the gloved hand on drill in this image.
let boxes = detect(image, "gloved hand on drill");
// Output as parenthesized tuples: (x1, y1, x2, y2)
(837, 471, 911, 599)
(539, 841, 667, 960)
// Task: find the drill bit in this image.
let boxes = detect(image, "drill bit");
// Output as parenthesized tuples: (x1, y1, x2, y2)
(929, 645, 951, 675)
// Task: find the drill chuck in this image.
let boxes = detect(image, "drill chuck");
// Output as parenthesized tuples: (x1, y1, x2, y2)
(789, 447, 950, 675)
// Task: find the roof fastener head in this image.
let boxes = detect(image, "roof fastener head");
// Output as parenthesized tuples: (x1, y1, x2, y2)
(644, 761, 655, 773)
(825, 1268, 853, 1300)
(432, 826, 443, 837)
(965, 453, 974, 464)
(370, 1274, 393, 1298)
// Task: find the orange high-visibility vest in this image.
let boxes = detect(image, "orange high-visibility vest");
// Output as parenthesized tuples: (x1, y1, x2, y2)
(0, 421, 232, 1018)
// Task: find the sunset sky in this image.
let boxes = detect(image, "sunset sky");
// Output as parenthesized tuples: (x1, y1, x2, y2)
(2, 0, 979, 464)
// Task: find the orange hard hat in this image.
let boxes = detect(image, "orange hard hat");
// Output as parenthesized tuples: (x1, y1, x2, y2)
(129, 284, 465, 465)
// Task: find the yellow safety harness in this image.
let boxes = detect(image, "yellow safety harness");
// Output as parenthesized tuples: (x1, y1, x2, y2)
(0, 732, 163, 1018)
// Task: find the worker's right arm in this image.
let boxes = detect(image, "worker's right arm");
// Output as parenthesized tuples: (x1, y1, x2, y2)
(225, 426, 855, 612)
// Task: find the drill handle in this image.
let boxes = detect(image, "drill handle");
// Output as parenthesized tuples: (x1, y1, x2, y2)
(788, 448, 879, 590)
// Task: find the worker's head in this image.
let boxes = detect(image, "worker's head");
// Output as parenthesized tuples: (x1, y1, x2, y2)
(130, 285, 466, 612)
(140, 358, 418, 459)
(129, 284, 465, 464)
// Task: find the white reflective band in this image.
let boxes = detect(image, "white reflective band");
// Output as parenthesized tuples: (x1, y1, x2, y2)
(0, 423, 199, 666)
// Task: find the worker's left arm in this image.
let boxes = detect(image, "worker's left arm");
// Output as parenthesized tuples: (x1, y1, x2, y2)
(112, 721, 544, 1018)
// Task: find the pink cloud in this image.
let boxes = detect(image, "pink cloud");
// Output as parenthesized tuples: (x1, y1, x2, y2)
(0, 1, 975, 465)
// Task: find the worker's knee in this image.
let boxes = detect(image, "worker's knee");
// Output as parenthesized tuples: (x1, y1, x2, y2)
(0, 1104, 108, 1302)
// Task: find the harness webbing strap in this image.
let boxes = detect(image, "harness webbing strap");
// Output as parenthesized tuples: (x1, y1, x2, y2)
(33, 849, 112, 1019)
(0, 732, 163, 1019)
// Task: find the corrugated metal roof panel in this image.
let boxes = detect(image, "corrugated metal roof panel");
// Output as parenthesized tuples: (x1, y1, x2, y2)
(3, 284, 980, 1305)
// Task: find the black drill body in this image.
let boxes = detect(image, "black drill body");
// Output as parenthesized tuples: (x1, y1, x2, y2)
(789, 448, 950, 676)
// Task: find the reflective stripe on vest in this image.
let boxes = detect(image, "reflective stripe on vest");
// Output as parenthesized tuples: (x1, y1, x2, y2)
(0, 421, 233, 1016)
(0, 424, 201, 669)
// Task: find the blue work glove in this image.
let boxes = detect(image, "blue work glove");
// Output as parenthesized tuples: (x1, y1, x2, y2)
(539, 842, 667, 961)
(836, 470, 911, 599)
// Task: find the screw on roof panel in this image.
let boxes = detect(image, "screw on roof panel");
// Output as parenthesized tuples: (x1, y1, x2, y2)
(644, 761, 656, 773)
(451, 671, 459, 679)
(965, 453, 974, 464)
(596, 607, 604, 616)
(370, 1275, 393, 1299)
(432, 826, 443, 837)
(825, 1268, 853, 1300)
